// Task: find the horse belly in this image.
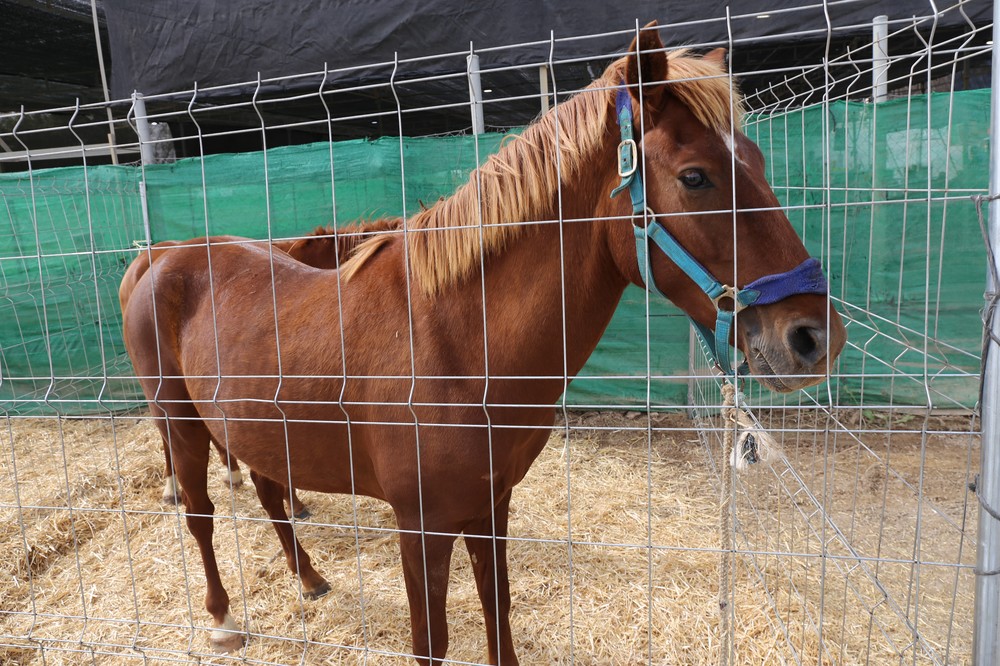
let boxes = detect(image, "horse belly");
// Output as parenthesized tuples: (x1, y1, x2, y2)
(183, 359, 374, 495)
(201, 407, 370, 495)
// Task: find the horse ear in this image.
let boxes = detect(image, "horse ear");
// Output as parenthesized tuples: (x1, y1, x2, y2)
(703, 47, 728, 72)
(625, 20, 668, 105)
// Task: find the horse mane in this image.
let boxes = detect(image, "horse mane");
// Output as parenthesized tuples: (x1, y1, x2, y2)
(336, 219, 399, 282)
(269, 218, 401, 273)
(303, 218, 401, 259)
(340, 49, 744, 296)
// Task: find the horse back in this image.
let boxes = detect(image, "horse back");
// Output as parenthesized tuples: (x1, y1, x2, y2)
(118, 236, 261, 314)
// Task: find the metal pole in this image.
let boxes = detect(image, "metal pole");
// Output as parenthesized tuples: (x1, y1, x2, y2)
(131, 92, 155, 166)
(91, 0, 118, 163)
(467, 53, 485, 134)
(872, 15, 888, 102)
(973, 2, 1000, 662)
(131, 92, 155, 245)
(540, 65, 550, 115)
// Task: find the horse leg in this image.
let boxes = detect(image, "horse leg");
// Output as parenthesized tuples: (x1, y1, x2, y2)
(157, 414, 244, 652)
(288, 486, 310, 520)
(464, 490, 518, 666)
(398, 522, 457, 665)
(161, 437, 182, 504)
(165, 437, 244, 503)
(211, 438, 244, 488)
(248, 470, 329, 598)
(207, 436, 307, 518)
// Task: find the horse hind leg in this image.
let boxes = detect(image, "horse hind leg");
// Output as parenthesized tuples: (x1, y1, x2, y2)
(181, 436, 310, 520)
(248, 469, 329, 598)
(288, 487, 310, 520)
(162, 437, 245, 504)
(212, 438, 244, 488)
(162, 437, 242, 502)
(154, 407, 246, 652)
(161, 437, 182, 504)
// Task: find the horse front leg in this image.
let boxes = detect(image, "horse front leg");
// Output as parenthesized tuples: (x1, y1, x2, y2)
(248, 470, 329, 598)
(464, 490, 518, 666)
(397, 524, 458, 665)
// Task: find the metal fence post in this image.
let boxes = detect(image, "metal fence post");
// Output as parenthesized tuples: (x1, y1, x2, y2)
(872, 15, 888, 101)
(130, 92, 155, 166)
(467, 53, 485, 134)
(974, 3, 1000, 662)
(539, 65, 550, 115)
(130, 92, 154, 245)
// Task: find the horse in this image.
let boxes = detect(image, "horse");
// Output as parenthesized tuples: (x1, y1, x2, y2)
(119, 220, 400, 515)
(122, 23, 846, 665)
(275, 218, 400, 269)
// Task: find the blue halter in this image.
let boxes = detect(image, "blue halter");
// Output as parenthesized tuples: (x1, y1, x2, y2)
(610, 85, 829, 376)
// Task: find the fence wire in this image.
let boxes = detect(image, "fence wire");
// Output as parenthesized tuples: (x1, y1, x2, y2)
(0, 2, 993, 665)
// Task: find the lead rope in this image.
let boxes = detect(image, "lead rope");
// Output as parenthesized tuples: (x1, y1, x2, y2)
(718, 381, 784, 664)
(718, 381, 736, 666)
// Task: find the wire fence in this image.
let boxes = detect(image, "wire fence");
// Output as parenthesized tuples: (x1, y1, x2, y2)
(0, 2, 994, 664)
(693, 4, 989, 663)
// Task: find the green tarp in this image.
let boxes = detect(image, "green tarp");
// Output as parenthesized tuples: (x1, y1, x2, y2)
(0, 89, 989, 415)
(744, 90, 988, 409)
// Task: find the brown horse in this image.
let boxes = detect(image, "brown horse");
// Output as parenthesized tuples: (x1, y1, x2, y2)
(119, 220, 399, 514)
(122, 24, 845, 665)
(275, 218, 400, 269)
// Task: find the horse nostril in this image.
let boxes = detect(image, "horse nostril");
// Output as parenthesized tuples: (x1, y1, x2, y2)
(787, 324, 826, 366)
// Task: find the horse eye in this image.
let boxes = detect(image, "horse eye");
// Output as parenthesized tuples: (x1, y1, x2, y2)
(679, 169, 711, 190)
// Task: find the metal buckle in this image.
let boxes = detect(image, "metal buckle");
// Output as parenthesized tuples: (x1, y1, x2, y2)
(617, 139, 637, 178)
(712, 285, 750, 313)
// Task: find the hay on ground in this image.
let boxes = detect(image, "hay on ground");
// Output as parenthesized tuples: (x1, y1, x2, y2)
(0, 410, 978, 665)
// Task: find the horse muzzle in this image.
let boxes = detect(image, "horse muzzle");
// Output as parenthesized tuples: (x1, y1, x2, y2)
(738, 300, 846, 392)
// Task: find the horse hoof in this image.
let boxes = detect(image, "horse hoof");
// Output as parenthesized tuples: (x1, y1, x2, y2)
(210, 614, 245, 653)
(227, 469, 244, 488)
(293, 506, 312, 520)
(210, 631, 245, 653)
(162, 476, 182, 504)
(304, 581, 331, 600)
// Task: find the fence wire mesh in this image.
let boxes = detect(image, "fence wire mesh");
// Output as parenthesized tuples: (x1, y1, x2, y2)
(0, 2, 994, 664)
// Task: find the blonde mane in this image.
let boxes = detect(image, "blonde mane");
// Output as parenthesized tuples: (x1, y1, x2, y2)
(340, 48, 744, 295)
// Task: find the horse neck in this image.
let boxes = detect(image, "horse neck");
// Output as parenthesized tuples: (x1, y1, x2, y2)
(472, 135, 632, 384)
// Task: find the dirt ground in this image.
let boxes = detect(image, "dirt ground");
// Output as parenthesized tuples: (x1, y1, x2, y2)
(0, 410, 980, 665)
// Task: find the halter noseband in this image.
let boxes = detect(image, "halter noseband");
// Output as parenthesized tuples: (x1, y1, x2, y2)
(610, 85, 829, 376)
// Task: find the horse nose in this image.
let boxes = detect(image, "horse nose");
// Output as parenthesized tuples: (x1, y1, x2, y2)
(786, 320, 827, 367)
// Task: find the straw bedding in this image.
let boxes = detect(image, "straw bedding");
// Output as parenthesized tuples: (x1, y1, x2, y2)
(0, 411, 978, 665)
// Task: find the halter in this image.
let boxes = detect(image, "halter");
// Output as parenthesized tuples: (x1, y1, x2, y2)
(610, 85, 829, 376)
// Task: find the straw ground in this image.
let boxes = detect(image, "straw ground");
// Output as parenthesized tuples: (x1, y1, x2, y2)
(0, 410, 978, 664)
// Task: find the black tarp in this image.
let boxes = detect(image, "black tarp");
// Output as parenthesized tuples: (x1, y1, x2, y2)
(99, 0, 991, 141)
(105, 0, 991, 99)
(0, 0, 111, 109)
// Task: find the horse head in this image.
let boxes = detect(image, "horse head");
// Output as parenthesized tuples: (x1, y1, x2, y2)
(607, 22, 846, 392)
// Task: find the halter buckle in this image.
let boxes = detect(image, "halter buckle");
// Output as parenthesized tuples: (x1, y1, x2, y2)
(617, 139, 638, 178)
(712, 285, 751, 313)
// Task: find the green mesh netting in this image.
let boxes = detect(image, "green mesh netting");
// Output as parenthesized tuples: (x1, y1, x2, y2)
(0, 89, 989, 415)
(0, 165, 145, 415)
(744, 89, 989, 410)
